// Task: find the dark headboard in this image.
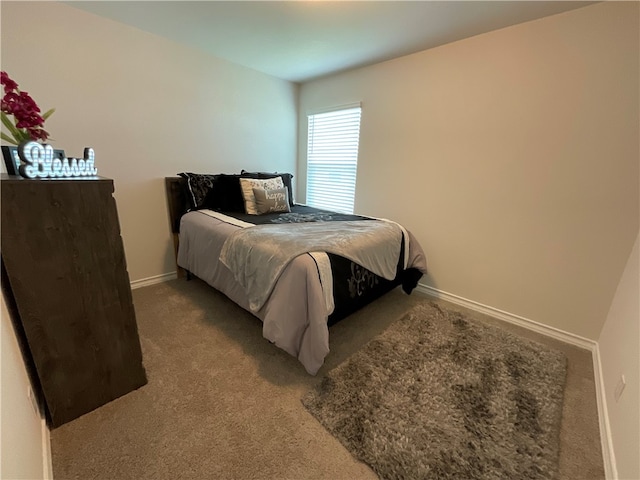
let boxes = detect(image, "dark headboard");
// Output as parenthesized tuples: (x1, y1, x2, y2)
(165, 176, 188, 234)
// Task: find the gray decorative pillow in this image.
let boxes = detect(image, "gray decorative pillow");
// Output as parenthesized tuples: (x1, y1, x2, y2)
(240, 177, 284, 214)
(241, 170, 295, 207)
(252, 187, 291, 214)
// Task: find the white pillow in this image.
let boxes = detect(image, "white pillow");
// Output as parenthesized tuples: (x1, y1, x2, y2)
(239, 177, 284, 215)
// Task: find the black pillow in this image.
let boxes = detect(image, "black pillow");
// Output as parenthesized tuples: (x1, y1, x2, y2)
(178, 172, 218, 210)
(240, 170, 294, 207)
(202, 174, 245, 212)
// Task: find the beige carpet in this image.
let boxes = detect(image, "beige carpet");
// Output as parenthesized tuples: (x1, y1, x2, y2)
(51, 278, 605, 479)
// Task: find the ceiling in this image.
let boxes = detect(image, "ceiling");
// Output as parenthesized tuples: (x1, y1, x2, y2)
(67, 1, 597, 84)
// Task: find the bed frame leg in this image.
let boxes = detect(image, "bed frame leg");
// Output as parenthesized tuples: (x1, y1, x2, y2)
(186, 271, 192, 281)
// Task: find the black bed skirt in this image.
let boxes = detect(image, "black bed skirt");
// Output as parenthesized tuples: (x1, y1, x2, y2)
(325, 240, 422, 326)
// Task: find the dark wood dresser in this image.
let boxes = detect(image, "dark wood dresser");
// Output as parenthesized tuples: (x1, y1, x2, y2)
(1, 174, 147, 428)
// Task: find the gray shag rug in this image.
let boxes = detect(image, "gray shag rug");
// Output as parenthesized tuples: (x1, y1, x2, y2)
(302, 301, 568, 480)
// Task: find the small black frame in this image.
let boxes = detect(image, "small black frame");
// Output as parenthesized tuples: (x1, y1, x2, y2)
(2, 145, 66, 176)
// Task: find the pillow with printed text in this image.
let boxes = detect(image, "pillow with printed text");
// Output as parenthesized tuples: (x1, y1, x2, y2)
(252, 187, 291, 214)
(239, 176, 284, 215)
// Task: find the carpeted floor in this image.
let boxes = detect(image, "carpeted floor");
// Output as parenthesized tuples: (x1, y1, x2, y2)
(50, 278, 605, 479)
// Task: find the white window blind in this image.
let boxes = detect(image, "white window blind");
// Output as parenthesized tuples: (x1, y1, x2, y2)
(306, 106, 361, 214)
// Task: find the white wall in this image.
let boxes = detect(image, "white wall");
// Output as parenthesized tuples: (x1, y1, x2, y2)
(1, 295, 50, 480)
(298, 2, 639, 340)
(598, 233, 640, 480)
(1, 1, 298, 282)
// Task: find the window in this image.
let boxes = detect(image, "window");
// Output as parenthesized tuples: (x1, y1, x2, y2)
(306, 105, 361, 214)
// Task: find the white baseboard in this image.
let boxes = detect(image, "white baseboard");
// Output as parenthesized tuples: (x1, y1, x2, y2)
(592, 344, 617, 480)
(415, 283, 595, 349)
(415, 282, 616, 478)
(130, 272, 177, 290)
(42, 417, 52, 480)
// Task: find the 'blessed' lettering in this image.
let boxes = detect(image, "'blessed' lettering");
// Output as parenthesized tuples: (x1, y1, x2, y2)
(18, 141, 97, 179)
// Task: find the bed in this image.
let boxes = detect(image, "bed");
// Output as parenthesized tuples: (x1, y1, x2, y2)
(165, 172, 427, 374)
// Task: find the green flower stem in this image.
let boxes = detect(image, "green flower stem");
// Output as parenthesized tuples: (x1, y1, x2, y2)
(1, 111, 20, 137)
(0, 132, 18, 145)
(1, 111, 35, 145)
(42, 108, 55, 120)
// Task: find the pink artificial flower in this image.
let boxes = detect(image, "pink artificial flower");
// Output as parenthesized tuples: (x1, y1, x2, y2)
(0, 71, 18, 92)
(1, 71, 53, 143)
(27, 127, 49, 141)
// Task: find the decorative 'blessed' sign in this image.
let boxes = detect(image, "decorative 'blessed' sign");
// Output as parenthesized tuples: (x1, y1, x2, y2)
(17, 141, 97, 179)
